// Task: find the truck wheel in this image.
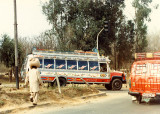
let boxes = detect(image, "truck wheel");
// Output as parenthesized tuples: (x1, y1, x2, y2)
(136, 95, 142, 104)
(105, 84, 112, 90)
(54, 78, 67, 87)
(112, 79, 122, 90)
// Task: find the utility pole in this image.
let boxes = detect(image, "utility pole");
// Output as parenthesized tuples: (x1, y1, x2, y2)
(14, 0, 19, 89)
(97, 28, 104, 50)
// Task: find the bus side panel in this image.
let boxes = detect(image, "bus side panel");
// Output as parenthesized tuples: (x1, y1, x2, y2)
(67, 77, 110, 83)
(41, 76, 55, 82)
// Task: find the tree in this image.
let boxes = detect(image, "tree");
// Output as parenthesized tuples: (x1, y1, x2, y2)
(0, 34, 14, 67)
(0, 34, 24, 81)
(117, 20, 135, 69)
(42, 0, 69, 51)
(42, 0, 135, 70)
(132, 0, 152, 52)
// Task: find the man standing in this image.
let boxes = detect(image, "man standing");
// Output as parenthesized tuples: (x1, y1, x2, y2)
(25, 58, 43, 105)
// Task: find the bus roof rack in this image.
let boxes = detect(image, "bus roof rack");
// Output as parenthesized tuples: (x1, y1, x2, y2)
(31, 48, 110, 62)
(32, 48, 98, 56)
(135, 52, 160, 60)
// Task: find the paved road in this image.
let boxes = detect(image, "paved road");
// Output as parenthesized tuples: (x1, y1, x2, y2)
(17, 88, 160, 114)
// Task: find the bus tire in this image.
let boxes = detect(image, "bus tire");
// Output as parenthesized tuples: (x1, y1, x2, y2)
(50, 82, 54, 87)
(112, 79, 122, 90)
(54, 77, 67, 87)
(105, 84, 112, 90)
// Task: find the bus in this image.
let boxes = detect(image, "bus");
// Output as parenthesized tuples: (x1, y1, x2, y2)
(21, 48, 126, 90)
(129, 52, 160, 103)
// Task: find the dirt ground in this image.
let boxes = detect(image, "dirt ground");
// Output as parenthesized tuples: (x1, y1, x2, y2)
(0, 74, 101, 112)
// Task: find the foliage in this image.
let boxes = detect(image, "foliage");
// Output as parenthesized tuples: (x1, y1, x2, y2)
(18, 30, 57, 56)
(42, 0, 137, 69)
(0, 34, 14, 67)
(116, 20, 135, 68)
(132, 0, 152, 52)
(0, 34, 24, 69)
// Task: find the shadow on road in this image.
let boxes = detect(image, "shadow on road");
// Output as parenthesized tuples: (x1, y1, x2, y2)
(132, 99, 160, 105)
(97, 88, 129, 93)
(148, 99, 160, 105)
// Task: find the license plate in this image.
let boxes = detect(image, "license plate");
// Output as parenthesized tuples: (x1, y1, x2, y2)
(142, 93, 155, 97)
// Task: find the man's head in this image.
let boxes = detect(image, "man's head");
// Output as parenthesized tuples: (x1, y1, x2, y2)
(29, 57, 40, 68)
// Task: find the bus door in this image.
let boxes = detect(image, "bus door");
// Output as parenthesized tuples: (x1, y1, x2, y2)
(99, 63, 109, 78)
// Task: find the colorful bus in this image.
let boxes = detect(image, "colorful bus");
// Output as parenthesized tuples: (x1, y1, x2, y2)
(21, 48, 126, 90)
(129, 52, 160, 103)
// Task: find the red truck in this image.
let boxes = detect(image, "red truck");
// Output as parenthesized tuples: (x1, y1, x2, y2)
(128, 52, 160, 103)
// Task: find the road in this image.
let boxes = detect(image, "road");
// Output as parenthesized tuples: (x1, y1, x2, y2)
(16, 88, 160, 114)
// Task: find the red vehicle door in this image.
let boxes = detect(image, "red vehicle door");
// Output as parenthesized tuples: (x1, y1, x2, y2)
(131, 63, 147, 92)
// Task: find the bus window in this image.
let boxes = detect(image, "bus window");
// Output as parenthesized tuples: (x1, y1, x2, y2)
(56, 60, 66, 69)
(151, 64, 160, 75)
(100, 63, 107, 72)
(78, 61, 88, 70)
(135, 64, 147, 75)
(89, 61, 99, 71)
(44, 59, 54, 69)
(67, 60, 77, 70)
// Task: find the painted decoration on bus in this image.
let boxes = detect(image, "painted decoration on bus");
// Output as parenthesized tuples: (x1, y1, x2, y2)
(40, 71, 107, 78)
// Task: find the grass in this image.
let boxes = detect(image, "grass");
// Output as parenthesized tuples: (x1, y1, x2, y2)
(0, 84, 99, 108)
(0, 75, 100, 108)
(0, 100, 5, 107)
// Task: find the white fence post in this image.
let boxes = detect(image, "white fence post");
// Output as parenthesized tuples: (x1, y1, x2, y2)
(55, 74, 61, 94)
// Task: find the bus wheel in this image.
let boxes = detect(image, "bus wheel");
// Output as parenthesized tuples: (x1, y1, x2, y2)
(112, 79, 122, 90)
(50, 82, 54, 87)
(54, 78, 67, 87)
(105, 84, 112, 90)
(59, 78, 67, 86)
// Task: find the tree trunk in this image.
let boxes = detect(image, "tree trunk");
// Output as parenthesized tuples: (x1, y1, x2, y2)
(9, 68, 12, 82)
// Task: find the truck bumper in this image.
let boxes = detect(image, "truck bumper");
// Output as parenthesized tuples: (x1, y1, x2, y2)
(129, 92, 160, 98)
(156, 93, 160, 97)
(128, 91, 140, 96)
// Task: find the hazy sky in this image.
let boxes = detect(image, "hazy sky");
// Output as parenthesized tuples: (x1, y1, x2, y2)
(0, 0, 160, 39)
(0, 0, 51, 38)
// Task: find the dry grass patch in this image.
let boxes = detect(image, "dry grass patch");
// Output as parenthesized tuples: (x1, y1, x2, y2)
(0, 84, 99, 108)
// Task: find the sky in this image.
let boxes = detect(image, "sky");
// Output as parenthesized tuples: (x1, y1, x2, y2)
(0, 0, 51, 38)
(125, 0, 160, 35)
(0, 0, 160, 39)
